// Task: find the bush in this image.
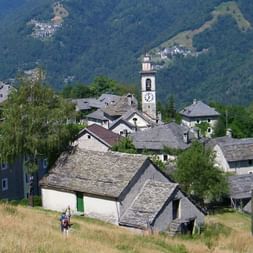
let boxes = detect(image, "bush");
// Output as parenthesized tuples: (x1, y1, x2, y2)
(33, 196, 42, 206)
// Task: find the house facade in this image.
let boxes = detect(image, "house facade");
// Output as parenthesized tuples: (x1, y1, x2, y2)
(73, 124, 121, 152)
(179, 100, 220, 136)
(109, 109, 155, 135)
(40, 149, 204, 233)
(0, 157, 48, 200)
(208, 137, 253, 174)
(130, 122, 192, 162)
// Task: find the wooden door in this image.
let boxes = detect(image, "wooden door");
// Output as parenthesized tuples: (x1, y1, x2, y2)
(172, 199, 180, 220)
(76, 192, 84, 212)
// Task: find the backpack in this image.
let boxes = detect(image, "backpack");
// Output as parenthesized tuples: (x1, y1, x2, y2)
(62, 217, 68, 227)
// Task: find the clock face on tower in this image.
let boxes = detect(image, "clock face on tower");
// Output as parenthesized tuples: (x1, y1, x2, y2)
(144, 92, 154, 102)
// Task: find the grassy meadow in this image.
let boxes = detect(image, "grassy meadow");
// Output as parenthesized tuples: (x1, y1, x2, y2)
(0, 203, 253, 253)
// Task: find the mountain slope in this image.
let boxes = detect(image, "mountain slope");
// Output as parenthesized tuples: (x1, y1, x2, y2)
(0, 0, 253, 106)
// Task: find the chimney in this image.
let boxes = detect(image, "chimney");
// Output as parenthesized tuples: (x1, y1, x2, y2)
(226, 128, 232, 138)
(193, 99, 197, 105)
(156, 112, 162, 124)
(183, 131, 189, 144)
(127, 93, 133, 106)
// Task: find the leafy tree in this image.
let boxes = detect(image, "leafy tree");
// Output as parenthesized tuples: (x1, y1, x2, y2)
(111, 137, 136, 154)
(195, 122, 210, 137)
(0, 79, 78, 172)
(61, 76, 138, 99)
(173, 141, 228, 206)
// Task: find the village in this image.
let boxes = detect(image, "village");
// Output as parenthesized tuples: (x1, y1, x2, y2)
(0, 54, 252, 241)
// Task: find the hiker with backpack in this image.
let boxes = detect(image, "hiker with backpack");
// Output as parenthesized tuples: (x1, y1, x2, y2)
(59, 212, 69, 236)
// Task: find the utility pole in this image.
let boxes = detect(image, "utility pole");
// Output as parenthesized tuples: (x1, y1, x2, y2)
(225, 109, 228, 130)
(29, 175, 34, 207)
(251, 189, 253, 235)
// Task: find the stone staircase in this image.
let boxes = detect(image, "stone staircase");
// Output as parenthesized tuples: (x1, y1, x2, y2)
(166, 219, 183, 237)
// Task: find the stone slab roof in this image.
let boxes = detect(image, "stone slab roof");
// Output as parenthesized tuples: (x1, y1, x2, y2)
(82, 124, 121, 147)
(179, 100, 220, 118)
(228, 174, 253, 199)
(119, 180, 177, 228)
(130, 122, 190, 150)
(98, 94, 120, 104)
(209, 137, 253, 162)
(86, 109, 108, 121)
(103, 94, 138, 117)
(72, 94, 121, 111)
(40, 149, 148, 198)
(109, 108, 155, 130)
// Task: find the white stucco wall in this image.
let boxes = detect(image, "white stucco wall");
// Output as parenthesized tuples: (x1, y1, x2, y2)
(128, 113, 150, 129)
(111, 123, 133, 135)
(42, 188, 76, 212)
(182, 118, 218, 134)
(213, 145, 253, 175)
(83, 196, 120, 224)
(213, 145, 230, 172)
(75, 133, 109, 152)
(157, 154, 176, 162)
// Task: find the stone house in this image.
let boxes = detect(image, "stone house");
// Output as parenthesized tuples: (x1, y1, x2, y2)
(86, 94, 138, 128)
(73, 124, 121, 152)
(40, 149, 204, 234)
(180, 99, 220, 136)
(72, 94, 121, 113)
(207, 136, 253, 174)
(130, 122, 193, 162)
(109, 109, 156, 135)
(228, 174, 253, 210)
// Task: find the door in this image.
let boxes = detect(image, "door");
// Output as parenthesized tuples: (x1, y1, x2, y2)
(76, 192, 84, 212)
(172, 199, 180, 220)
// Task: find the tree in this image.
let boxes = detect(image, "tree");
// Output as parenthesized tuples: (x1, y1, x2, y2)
(0, 80, 78, 171)
(195, 122, 210, 137)
(111, 137, 136, 154)
(173, 142, 228, 206)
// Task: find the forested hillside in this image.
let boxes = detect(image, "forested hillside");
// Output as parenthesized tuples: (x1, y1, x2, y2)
(0, 0, 253, 106)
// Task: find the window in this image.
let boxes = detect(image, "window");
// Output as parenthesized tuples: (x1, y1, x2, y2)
(146, 79, 151, 91)
(207, 128, 211, 133)
(196, 120, 200, 124)
(43, 159, 48, 169)
(0, 94, 3, 98)
(120, 131, 123, 135)
(25, 173, 29, 183)
(249, 160, 253, 166)
(87, 135, 91, 139)
(207, 119, 211, 123)
(1, 163, 7, 170)
(163, 155, 168, 161)
(2, 178, 8, 191)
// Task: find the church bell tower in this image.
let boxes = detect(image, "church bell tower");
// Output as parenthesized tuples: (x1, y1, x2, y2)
(141, 54, 156, 120)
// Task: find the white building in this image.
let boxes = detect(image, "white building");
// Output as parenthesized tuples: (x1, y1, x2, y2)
(73, 124, 121, 152)
(179, 99, 220, 136)
(208, 136, 253, 175)
(40, 149, 205, 233)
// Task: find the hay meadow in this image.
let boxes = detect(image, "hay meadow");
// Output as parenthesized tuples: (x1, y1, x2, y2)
(1, 203, 253, 253)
